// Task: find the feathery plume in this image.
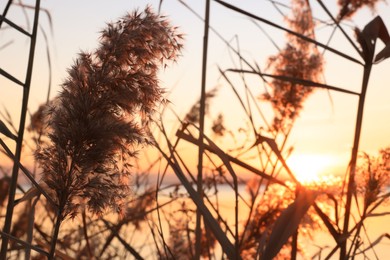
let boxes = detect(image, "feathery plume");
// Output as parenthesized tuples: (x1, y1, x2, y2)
(262, 0, 323, 132)
(36, 6, 183, 219)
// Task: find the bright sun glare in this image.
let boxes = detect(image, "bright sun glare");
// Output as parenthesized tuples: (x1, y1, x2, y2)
(287, 154, 334, 184)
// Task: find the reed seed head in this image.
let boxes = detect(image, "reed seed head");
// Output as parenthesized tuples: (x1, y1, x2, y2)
(35, 6, 183, 218)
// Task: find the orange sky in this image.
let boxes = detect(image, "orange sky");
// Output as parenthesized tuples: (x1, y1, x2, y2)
(1, 1, 390, 182)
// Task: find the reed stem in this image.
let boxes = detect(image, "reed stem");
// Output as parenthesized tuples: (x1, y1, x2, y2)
(0, 1, 41, 257)
(340, 61, 373, 259)
(195, 0, 210, 259)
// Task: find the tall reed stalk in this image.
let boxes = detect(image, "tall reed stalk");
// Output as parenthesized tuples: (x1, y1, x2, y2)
(33, 7, 182, 258)
(195, 0, 210, 259)
(0, 1, 41, 257)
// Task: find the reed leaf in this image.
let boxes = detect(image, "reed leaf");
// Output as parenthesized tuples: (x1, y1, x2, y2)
(176, 129, 286, 186)
(358, 233, 390, 255)
(253, 134, 297, 182)
(356, 16, 390, 63)
(0, 119, 17, 140)
(376, 42, 390, 63)
(260, 73, 360, 96)
(0, 231, 49, 257)
(0, 138, 57, 207)
(0, 68, 24, 86)
(213, 0, 364, 65)
(155, 144, 239, 259)
(102, 219, 144, 260)
(262, 188, 318, 259)
(313, 203, 340, 242)
(224, 68, 361, 95)
(316, 0, 363, 58)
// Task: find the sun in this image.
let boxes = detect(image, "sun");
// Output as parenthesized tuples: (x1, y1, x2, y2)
(286, 154, 333, 184)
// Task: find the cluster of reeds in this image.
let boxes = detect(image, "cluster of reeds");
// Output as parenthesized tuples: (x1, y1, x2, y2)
(150, 0, 390, 259)
(1, 0, 390, 259)
(2, 5, 184, 259)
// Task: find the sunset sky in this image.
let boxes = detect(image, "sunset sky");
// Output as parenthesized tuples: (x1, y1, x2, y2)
(1, 0, 390, 181)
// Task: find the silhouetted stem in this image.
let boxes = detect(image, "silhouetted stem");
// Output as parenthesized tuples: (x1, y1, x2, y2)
(213, 0, 363, 65)
(0, 0, 13, 29)
(291, 230, 298, 260)
(156, 145, 239, 259)
(48, 209, 63, 259)
(0, 0, 41, 257)
(195, 0, 210, 259)
(340, 61, 372, 259)
(316, 0, 363, 58)
(25, 197, 40, 260)
(82, 209, 93, 259)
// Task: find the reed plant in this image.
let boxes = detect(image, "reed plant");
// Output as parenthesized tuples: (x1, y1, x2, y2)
(1, 1, 390, 259)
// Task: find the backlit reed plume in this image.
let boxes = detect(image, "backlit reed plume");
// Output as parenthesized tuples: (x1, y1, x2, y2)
(240, 181, 322, 259)
(184, 86, 219, 124)
(338, 0, 384, 20)
(35, 6, 183, 222)
(166, 203, 217, 259)
(357, 148, 390, 210)
(262, 0, 323, 132)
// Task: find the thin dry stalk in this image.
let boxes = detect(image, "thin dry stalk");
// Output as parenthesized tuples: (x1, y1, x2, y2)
(195, 1, 211, 258)
(1, 1, 41, 256)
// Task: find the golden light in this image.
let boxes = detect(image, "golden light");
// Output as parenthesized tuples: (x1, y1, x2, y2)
(287, 154, 334, 184)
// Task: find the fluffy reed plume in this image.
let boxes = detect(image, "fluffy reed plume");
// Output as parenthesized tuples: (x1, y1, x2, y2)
(35, 6, 183, 220)
(184, 86, 219, 124)
(262, 0, 323, 132)
(357, 148, 390, 209)
(338, 0, 384, 20)
(211, 113, 226, 137)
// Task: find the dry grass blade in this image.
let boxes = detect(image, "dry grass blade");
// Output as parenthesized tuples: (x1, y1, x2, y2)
(253, 134, 297, 182)
(178, 0, 263, 77)
(155, 143, 239, 259)
(13, 1, 55, 102)
(13, 2, 54, 35)
(39, 25, 53, 103)
(364, 16, 390, 63)
(0, 40, 13, 50)
(0, 14, 30, 36)
(376, 41, 390, 63)
(0, 0, 12, 28)
(313, 203, 340, 240)
(213, 0, 364, 65)
(0, 230, 49, 257)
(176, 129, 286, 186)
(102, 219, 144, 260)
(357, 233, 390, 255)
(0, 119, 17, 140)
(0, 67, 24, 86)
(0, 138, 57, 207)
(34, 239, 75, 260)
(316, 0, 363, 58)
(262, 73, 360, 96)
(262, 188, 318, 259)
(225, 69, 360, 96)
(202, 132, 240, 252)
(356, 16, 390, 63)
